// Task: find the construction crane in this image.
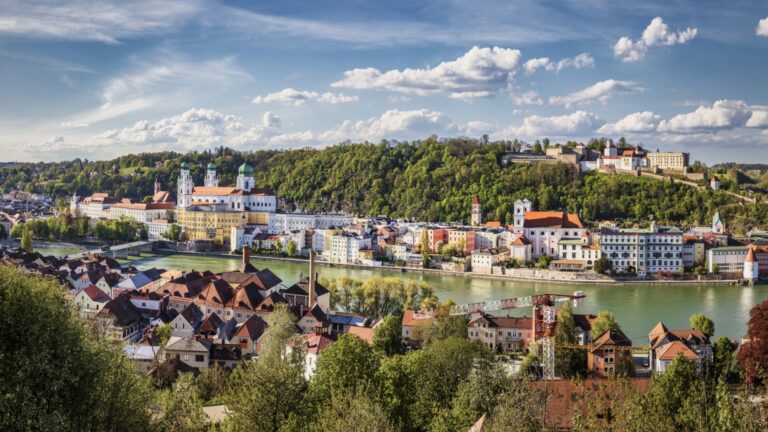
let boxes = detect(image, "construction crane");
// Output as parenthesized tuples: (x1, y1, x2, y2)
(412, 291, 586, 379)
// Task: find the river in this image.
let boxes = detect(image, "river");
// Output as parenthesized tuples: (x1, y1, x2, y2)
(40, 246, 768, 341)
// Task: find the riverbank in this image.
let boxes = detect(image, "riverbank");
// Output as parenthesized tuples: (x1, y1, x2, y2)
(151, 248, 738, 286)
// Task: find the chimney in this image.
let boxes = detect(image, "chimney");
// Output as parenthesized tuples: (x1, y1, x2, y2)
(308, 250, 316, 308)
(242, 246, 251, 266)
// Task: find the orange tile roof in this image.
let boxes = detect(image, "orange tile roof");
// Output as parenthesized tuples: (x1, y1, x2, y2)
(348, 326, 375, 345)
(657, 340, 700, 360)
(511, 236, 531, 246)
(485, 221, 502, 228)
(402, 309, 432, 327)
(523, 211, 583, 229)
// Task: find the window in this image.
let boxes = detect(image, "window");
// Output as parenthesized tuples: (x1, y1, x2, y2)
(195, 355, 204, 362)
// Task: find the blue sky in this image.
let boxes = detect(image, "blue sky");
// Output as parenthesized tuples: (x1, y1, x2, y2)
(1, 0, 767, 163)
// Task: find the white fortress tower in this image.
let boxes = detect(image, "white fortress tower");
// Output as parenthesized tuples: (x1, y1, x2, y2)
(744, 247, 759, 282)
(604, 141, 618, 156)
(513, 198, 532, 230)
(471, 195, 482, 226)
(204, 162, 219, 187)
(236, 163, 255, 192)
(177, 161, 194, 208)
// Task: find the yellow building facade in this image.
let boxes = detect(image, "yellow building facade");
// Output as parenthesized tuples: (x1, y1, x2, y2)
(177, 208, 269, 246)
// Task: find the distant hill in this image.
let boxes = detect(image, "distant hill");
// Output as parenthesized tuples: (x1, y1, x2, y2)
(1, 138, 766, 232)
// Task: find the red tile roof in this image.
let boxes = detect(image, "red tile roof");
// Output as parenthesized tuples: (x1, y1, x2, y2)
(82, 284, 110, 302)
(402, 309, 432, 327)
(657, 340, 700, 360)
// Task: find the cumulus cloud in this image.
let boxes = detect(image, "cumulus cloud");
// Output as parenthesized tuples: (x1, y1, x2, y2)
(0, 0, 203, 43)
(512, 91, 544, 105)
(252, 88, 358, 106)
(331, 46, 522, 100)
(319, 109, 459, 142)
(598, 111, 662, 134)
(758, 18, 768, 36)
(548, 79, 644, 107)
(509, 111, 605, 137)
(522, 53, 594, 75)
(614, 17, 698, 62)
(658, 100, 753, 133)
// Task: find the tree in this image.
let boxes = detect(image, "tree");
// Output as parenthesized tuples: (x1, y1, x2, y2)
(590, 311, 620, 339)
(0, 223, 6, 240)
(420, 228, 430, 267)
(156, 323, 172, 347)
(20, 224, 33, 252)
(373, 315, 404, 356)
(689, 313, 715, 339)
(535, 254, 552, 269)
(163, 223, 183, 241)
(224, 361, 306, 432)
(406, 337, 489, 430)
(713, 336, 739, 383)
(313, 389, 395, 432)
(738, 299, 768, 386)
(286, 239, 297, 257)
(156, 372, 209, 432)
(0, 266, 152, 431)
(484, 379, 549, 432)
(198, 363, 229, 403)
(310, 334, 379, 402)
(554, 302, 586, 378)
(593, 257, 612, 275)
(259, 303, 300, 367)
(415, 315, 468, 346)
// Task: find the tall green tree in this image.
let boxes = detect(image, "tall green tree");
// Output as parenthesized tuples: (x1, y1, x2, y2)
(373, 315, 405, 356)
(20, 224, 33, 252)
(156, 373, 208, 432)
(0, 266, 152, 431)
(259, 303, 300, 367)
(309, 334, 379, 402)
(224, 361, 306, 432)
(590, 311, 620, 339)
(554, 302, 586, 378)
(689, 313, 715, 339)
(313, 389, 395, 432)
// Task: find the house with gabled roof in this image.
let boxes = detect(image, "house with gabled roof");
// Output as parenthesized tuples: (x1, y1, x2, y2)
(227, 314, 267, 357)
(95, 295, 145, 341)
(170, 303, 204, 338)
(72, 285, 111, 319)
(648, 321, 711, 373)
(588, 328, 632, 378)
(294, 332, 336, 379)
(297, 304, 330, 334)
(164, 336, 211, 369)
(468, 313, 532, 352)
(402, 309, 433, 347)
(282, 275, 330, 313)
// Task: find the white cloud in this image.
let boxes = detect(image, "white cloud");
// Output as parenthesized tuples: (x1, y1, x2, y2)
(261, 111, 281, 128)
(523, 53, 594, 75)
(614, 17, 698, 62)
(512, 91, 544, 106)
(548, 79, 644, 107)
(658, 100, 752, 133)
(252, 88, 358, 106)
(387, 95, 412, 103)
(319, 109, 459, 142)
(0, 0, 203, 43)
(758, 18, 768, 36)
(509, 111, 605, 137)
(331, 46, 522, 100)
(63, 53, 251, 127)
(598, 111, 662, 134)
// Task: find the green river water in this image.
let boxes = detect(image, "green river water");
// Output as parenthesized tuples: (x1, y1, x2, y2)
(41, 246, 768, 342)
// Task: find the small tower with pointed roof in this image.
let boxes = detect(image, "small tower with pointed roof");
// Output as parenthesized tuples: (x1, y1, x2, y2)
(154, 177, 161, 195)
(471, 195, 482, 226)
(744, 246, 758, 282)
(204, 161, 219, 187)
(712, 210, 725, 234)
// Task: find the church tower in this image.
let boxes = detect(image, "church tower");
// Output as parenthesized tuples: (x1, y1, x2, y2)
(154, 178, 161, 195)
(471, 195, 482, 226)
(177, 162, 194, 208)
(236, 163, 255, 192)
(204, 162, 219, 187)
(712, 210, 725, 234)
(513, 199, 532, 230)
